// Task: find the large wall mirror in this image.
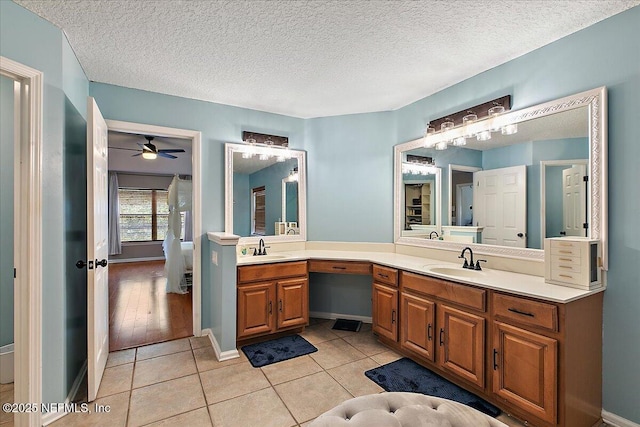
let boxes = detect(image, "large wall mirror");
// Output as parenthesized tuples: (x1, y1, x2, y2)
(394, 87, 607, 268)
(225, 143, 307, 243)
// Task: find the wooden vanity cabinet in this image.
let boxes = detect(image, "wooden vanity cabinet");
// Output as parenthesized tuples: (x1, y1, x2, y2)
(399, 272, 487, 389)
(237, 261, 308, 340)
(372, 264, 399, 342)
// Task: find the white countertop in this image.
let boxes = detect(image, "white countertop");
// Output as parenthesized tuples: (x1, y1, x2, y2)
(237, 250, 604, 303)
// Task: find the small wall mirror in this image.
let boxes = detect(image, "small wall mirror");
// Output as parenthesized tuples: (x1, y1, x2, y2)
(394, 87, 607, 268)
(225, 143, 307, 243)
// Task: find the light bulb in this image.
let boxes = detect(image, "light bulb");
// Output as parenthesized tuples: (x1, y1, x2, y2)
(501, 123, 518, 135)
(453, 137, 467, 146)
(435, 141, 448, 150)
(476, 130, 492, 141)
(142, 152, 157, 160)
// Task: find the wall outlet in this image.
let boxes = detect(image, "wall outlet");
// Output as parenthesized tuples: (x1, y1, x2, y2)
(211, 250, 218, 265)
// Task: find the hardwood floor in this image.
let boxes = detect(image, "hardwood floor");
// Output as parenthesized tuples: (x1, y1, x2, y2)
(109, 261, 192, 351)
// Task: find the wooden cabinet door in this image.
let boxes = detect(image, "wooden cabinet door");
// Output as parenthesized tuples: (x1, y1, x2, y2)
(438, 304, 485, 388)
(401, 293, 435, 362)
(493, 322, 557, 424)
(237, 282, 275, 339)
(372, 283, 398, 341)
(276, 277, 308, 330)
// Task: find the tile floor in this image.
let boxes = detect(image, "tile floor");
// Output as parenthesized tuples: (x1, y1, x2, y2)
(2, 319, 535, 427)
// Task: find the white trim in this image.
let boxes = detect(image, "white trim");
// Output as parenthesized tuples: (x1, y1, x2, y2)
(1, 56, 43, 427)
(207, 232, 241, 246)
(107, 256, 165, 264)
(309, 312, 372, 324)
(40, 360, 87, 427)
(447, 164, 481, 226)
(602, 410, 640, 427)
(394, 87, 607, 266)
(202, 328, 240, 361)
(225, 143, 308, 245)
(539, 159, 588, 249)
(105, 119, 203, 336)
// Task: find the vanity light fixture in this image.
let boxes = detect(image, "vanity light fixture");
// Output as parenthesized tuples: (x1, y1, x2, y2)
(240, 132, 294, 161)
(452, 136, 467, 146)
(288, 167, 299, 182)
(501, 123, 518, 135)
(476, 130, 492, 141)
(402, 162, 438, 175)
(488, 102, 506, 132)
(462, 111, 478, 138)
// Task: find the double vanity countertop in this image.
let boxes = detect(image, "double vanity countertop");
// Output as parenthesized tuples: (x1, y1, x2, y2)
(236, 249, 605, 304)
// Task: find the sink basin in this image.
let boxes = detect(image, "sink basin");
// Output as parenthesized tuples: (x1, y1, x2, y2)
(426, 266, 484, 279)
(249, 254, 288, 261)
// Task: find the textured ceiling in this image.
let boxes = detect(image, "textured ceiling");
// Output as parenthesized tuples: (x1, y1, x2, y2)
(15, 0, 639, 118)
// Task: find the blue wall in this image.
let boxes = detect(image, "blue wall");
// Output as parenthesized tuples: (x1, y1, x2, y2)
(0, 75, 14, 348)
(1, 1, 639, 422)
(1, 0, 89, 405)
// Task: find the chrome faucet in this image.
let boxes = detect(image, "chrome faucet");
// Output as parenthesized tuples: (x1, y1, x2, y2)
(429, 231, 439, 239)
(459, 246, 487, 270)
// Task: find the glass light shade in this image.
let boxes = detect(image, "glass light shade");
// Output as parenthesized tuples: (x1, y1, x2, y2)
(440, 118, 454, 132)
(476, 130, 492, 141)
(452, 136, 467, 146)
(142, 152, 157, 160)
(501, 123, 518, 135)
(488, 104, 506, 132)
(462, 112, 477, 138)
(259, 153, 269, 161)
(488, 104, 505, 116)
(435, 141, 448, 150)
(424, 122, 436, 137)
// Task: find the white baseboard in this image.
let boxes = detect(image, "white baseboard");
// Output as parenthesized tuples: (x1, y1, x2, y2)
(309, 311, 372, 324)
(41, 360, 88, 425)
(602, 410, 640, 427)
(202, 328, 239, 362)
(108, 256, 165, 264)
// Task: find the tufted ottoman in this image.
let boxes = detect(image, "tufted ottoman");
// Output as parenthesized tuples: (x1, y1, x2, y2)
(308, 392, 508, 427)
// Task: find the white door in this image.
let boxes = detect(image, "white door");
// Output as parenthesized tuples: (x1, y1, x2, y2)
(474, 165, 527, 247)
(456, 184, 473, 226)
(87, 97, 109, 401)
(562, 164, 587, 237)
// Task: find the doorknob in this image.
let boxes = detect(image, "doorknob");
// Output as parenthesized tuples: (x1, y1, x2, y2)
(95, 259, 108, 268)
(517, 233, 524, 238)
(76, 260, 94, 269)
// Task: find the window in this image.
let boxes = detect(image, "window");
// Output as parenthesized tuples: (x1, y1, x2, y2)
(119, 188, 184, 242)
(251, 186, 266, 236)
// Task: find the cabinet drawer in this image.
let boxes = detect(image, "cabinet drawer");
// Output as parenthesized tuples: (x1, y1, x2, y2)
(308, 260, 371, 275)
(493, 293, 558, 332)
(551, 261, 582, 274)
(401, 271, 486, 312)
(550, 270, 584, 287)
(238, 261, 307, 283)
(550, 245, 582, 257)
(550, 254, 581, 266)
(372, 264, 398, 287)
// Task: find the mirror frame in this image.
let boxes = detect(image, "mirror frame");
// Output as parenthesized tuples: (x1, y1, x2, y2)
(394, 86, 607, 268)
(225, 142, 307, 244)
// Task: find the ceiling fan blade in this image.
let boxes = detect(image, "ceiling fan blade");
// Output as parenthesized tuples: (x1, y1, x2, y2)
(158, 152, 177, 159)
(138, 142, 154, 152)
(158, 149, 186, 153)
(132, 153, 142, 157)
(109, 146, 139, 152)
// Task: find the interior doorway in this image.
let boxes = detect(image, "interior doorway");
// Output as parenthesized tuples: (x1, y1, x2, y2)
(106, 128, 198, 351)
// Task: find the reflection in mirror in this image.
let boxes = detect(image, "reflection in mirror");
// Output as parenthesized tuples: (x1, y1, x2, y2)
(399, 153, 441, 238)
(394, 87, 607, 266)
(225, 143, 306, 242)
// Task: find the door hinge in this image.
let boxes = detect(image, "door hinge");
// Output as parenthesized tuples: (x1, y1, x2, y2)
(14, 268, 17, 279)
(583, 175, 589, 182)
(583, 222, 589, 229)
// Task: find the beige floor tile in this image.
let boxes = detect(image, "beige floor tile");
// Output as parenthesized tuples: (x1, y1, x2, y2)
(309, 338, 367, 370)
(96, 363, 133, 398)
(135, 338, 191, 361)
(50, 391, 129, 427)
(308, 318, 331, 327)
(193, 346, 248, 373)
(0, 385, 13, 424)
(0, 383, 14, 393)
(342, 332, 389, 356)
(199, 362, 270, 405)
(260, 355, 323, 385)
(189, 336, 211, 350)
(144, 407, 212, 427)
(133, 350, 196, 389)
(106, 349, 135, 368)
(326, 358, 384, 397)
(128, 374, 205, 427)
(369, 349, 403, 365)
(299, 324, 339, 345)
(274, 371, 352, 423)
(208, 387, 296, 427)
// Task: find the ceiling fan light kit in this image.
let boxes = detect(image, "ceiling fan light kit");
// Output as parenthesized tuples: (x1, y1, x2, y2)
(109, 134, 186, 160)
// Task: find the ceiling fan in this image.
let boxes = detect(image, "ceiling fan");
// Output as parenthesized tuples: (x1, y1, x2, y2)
(109, 135, 186, 159)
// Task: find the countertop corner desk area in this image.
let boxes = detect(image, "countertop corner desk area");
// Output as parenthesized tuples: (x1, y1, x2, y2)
(235, 250, 604, 427)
